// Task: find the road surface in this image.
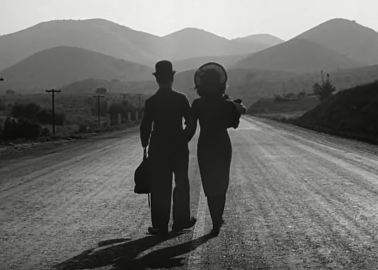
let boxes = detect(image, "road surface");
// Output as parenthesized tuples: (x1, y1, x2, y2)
(1, 117, 378, 270)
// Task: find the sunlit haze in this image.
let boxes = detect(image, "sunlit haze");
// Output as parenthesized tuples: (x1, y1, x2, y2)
(1, 0, 378, 40)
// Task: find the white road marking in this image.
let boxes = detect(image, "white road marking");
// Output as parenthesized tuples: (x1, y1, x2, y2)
(187, 187, 207, 270)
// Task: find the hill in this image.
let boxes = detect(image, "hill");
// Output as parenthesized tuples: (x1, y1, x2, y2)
(0, 46, 153, 91)
(119, 64, 378, 108)
(0, 20, 272, 72)
(120, 68, 298, 106)
(62, 78, 155, 95)
(173, 54, 250, 72)
(297, 81, 378, 142)
(234, 38, 365, 73)
(160, 28, 269, 61)
(248, 96, 320, 115)
(0, 19, 164, 71)
(233, 34, 284, 46)
(297, 18, 378, 65)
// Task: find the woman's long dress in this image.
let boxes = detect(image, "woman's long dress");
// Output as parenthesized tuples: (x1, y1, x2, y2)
(191, 95, 241, 197)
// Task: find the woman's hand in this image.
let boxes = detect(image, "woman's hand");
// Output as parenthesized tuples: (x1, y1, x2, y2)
(234, 102, 246, 115)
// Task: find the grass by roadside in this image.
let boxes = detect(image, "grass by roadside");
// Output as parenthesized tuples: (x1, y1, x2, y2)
(0, 121, 141, 161)
(248, 82, 378, 145)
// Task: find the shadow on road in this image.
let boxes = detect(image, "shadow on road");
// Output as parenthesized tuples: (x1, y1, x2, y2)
(114, 233, 215, 269)
(54, 232, 214, 270)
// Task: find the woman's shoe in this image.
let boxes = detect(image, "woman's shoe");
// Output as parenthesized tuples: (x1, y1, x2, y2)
(147, 227, 168, 236)
(210, 227, 220, 236)
(210, 218, 224, 236)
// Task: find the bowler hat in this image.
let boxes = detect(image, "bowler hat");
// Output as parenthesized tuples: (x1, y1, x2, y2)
(153, 60, 176, 77)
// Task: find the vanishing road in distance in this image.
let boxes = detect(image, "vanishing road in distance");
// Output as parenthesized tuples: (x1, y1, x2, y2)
(1, 117, 378, 270)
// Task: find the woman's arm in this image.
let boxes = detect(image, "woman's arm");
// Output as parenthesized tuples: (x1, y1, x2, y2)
(225, 100, 245, 129)
(234, 102, 246, 115)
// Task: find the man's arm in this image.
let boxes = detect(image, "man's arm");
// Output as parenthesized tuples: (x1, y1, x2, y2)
(184, 99, 198, 142)
(182, 95, 191, 127)
(140, 99, 153, 148)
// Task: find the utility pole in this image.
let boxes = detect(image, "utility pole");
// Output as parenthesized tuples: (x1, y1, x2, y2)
(137, 94, 143, 109)
(321, 70, 325, 84)
(93, 95, 104, 127)
(45, 88, 61, 136)
(120, 93, 129, 103)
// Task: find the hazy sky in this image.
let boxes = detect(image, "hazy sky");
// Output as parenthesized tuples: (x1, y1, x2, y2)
(1, 0, 377, 40)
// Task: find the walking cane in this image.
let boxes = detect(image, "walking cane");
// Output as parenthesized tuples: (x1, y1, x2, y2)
(143, 147, 151, 208)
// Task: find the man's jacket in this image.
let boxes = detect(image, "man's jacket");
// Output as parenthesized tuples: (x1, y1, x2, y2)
(140, 88, 191, 155)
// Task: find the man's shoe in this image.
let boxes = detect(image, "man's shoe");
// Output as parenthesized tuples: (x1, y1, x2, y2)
(172, 217, 197, 232)
(147, 227, 168, 236)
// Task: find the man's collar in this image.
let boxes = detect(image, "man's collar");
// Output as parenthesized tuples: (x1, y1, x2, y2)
(158, 86, 173, 92)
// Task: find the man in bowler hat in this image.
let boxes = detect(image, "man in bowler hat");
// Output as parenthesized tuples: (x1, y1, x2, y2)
(140, 60, 196, 235)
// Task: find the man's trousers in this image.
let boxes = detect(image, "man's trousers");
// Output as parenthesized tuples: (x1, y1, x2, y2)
(148, 149, 191, 230)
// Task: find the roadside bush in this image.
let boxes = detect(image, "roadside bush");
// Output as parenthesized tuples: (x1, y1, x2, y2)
(10, 103, 65, 125)
(108, 101, 136, 120)
(1, 117, 42, 140)
(41, 127, 51, 137)
(95, 87, 108, 94)
(274, 95, 291, 103)
(11, 103, 41, 119)
(297, 91, 307, 100)
(284, 93, 297, 100)
(34, 109, 65, 125)
(91, 100, 108, 117)
(109, 102, 128, 120)
(0, 99, 6, 111)
(78, 124, 89, 133)
(6, 89, 16, 95)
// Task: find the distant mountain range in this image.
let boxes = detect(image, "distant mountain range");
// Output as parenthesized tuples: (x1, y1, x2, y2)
(1, 17, 378, 93)
(296, 18, 378, 65)
(233, 18, 378, 72)
(0, 46, 153, 91)
(234, 38, 364, 73)
(232, 34, 284, 46)
(62, 64, 378, 109)
(0, 19, 274, 72)
(174, 54, 249, 72)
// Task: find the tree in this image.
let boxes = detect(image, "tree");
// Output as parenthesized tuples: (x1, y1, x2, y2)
(91, 100, 108, 117)
(313, 74, 336, 101)
(6, 89, 16, 95)
(312, 83, 321, 96)
(0, 99, 6, 111)
(274, 94, 290, 103)
(34, 109, 65, 125)
(95, 87, 108, 94)
(1, 117, 42, 140)
(284, 92, 297, 100)
(11, 103, 41, 119)
(297, 91, 306, 100)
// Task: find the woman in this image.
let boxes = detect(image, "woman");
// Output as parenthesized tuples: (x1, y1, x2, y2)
(186, 62, 246, 236)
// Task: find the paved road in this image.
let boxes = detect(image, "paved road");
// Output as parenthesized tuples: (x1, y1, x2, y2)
(1, 117, 378, 270)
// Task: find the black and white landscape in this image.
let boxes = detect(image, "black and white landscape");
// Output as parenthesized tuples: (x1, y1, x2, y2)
(2, 3, 378, 269)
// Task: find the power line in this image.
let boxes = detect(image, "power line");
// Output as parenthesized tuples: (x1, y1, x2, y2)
(45, 88, 61, 136)
(93, 95, 105, 127)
